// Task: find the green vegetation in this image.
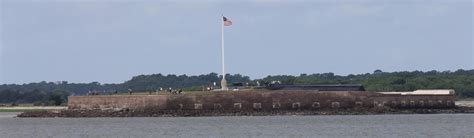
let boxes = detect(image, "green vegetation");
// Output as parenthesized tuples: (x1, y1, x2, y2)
(259, 69, 474, 98)
(1, 69, 473, 105)
(0, 73, 250, 105)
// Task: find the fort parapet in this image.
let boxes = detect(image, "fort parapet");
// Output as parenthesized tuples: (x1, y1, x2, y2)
(68, 90, 455, 111)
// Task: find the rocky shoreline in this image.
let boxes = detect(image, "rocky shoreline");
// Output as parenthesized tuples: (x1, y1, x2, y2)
(17, 106, 474, 118)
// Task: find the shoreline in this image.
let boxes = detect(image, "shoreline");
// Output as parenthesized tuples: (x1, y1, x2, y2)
(17, 106, 474, 118)
(0, 106, 67, 112)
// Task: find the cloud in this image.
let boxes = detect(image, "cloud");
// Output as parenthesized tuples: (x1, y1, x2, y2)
(143, 5, 161, 15)
(413, 4, 452, 17)
(334, 3, 386, 17)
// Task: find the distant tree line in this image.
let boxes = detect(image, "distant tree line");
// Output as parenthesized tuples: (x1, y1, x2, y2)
(258, 69, 474, 98)
(0, 73, 250, 105)
(0, 69, 473, 105)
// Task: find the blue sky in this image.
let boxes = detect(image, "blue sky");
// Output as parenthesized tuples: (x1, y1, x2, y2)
(0, 0, 473, 84)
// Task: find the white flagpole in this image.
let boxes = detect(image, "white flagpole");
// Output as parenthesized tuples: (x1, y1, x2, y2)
(220, 15, 228, 90)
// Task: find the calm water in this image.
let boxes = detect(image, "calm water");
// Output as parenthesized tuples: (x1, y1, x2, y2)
(0, 113, 473, 138)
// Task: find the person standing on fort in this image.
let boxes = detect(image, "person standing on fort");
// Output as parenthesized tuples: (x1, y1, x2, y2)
(128, 88, 132, 95)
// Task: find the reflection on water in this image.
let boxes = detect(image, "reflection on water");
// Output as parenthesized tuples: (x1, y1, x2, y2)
(0, 113, 473, 137)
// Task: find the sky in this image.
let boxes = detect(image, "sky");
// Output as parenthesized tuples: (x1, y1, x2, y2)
(0, 0, 473, 84)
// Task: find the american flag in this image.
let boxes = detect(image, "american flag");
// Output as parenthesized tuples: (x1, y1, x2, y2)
(223, 16, 232, 26)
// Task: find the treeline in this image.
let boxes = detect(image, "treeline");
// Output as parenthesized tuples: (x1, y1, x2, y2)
(259, 69, 474, 98)
(0, 73, 250, 105)
(1, 69, 473, 105)
(0, 89, 69, 106)
(123, 73, 250, 92)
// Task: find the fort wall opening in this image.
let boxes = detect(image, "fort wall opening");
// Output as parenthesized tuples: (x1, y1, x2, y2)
(68, 90, 455, 111)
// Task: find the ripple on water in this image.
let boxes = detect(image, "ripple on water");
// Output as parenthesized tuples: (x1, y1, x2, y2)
(0, 114, 473, 137)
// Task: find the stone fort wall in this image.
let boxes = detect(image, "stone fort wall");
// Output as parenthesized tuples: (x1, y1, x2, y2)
(68, 91, 455, 111)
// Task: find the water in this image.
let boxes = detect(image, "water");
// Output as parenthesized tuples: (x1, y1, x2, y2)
(0, 113, 473, 138)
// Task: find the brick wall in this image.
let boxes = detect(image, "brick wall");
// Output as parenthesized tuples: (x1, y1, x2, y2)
(373, 95, 456, 108)
(68, 91, 455, 110)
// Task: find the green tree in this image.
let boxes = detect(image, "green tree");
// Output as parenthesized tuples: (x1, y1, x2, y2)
(48, 90, 65, 106)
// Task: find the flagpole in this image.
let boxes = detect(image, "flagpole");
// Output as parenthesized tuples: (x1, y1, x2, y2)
(220, 15, 228, 91)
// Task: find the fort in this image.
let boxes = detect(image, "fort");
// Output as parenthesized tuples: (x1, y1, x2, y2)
(20, 85, 470, 117)
(67, 89, 456, 111)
